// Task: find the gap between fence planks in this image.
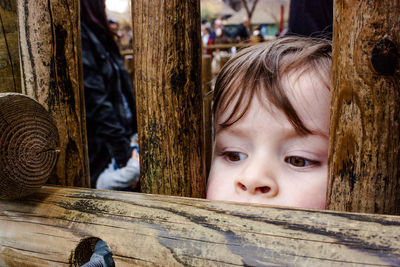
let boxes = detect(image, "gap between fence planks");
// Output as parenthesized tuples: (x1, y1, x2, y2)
(202, 55, 213, 177)
(0, 186, 399, 266)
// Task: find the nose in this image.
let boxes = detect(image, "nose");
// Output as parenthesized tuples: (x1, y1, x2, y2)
(235, 167, 278, 198)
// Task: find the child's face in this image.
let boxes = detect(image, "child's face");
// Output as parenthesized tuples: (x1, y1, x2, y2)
(207, 71, 330, 209)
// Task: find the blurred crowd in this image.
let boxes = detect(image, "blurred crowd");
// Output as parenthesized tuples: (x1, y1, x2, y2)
(201, 16, 265, 48)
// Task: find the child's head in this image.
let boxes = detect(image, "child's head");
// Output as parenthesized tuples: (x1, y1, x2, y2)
(206, 37, 332, 209)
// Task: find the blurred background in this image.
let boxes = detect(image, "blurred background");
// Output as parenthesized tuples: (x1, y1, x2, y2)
(105, 0, 290, 77)
(105, 0, 290, 51)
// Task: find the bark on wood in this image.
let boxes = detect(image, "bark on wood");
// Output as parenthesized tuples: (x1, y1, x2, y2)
(17, 0, 90, 187)
(0, 186, 399, 266)
(327, 0, 400, 214)
(202, 55, 212, 178)
(0, 0, 21, 93)
(0, 93, 59, 200)
(132, 0, 206, 197)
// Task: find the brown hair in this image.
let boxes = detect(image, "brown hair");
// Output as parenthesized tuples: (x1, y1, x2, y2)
(213, 36, 332, 135)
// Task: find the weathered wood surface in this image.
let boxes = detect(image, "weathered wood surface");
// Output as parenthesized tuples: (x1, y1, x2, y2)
(0, 186, 399, 266)
(0, 0, 21, 93)
(0, 93, 59, 199)
(17, 0, 89, 187)
(327, 0, 400, 214)
(132, 0, 206, 197)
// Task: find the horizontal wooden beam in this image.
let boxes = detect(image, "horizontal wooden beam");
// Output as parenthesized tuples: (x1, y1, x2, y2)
(0, 186, 399, 266)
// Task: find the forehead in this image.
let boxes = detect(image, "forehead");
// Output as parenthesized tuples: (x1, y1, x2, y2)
(282, 69, 330, 134)
(215, 70, 330, 136)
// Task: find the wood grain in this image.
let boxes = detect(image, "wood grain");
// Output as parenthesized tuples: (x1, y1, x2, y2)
(327, 0, 400, 214)
(0, 93, 59, 199)
(132, 0, 206, 197)
(0, 0, 21, 93)
(17, 0, 89, 187)
(0, 186, 399, 266)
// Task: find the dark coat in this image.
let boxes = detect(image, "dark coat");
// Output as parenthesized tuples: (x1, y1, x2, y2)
(287, 0, 333, 39)
(81, 22, 138, 187)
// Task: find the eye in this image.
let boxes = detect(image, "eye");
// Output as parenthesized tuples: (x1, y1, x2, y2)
(223, 151, 247, 162)
(285, 156, 319, 168)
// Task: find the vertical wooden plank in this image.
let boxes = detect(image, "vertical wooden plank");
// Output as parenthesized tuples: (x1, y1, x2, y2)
(327, 0, 400, 214)
(17, 0, 90, 187)
(0, 0, 21, 93)
(133, 0, 206, 197)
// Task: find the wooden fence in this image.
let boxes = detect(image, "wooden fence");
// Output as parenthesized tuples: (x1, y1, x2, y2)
(0, 0, 399, 266)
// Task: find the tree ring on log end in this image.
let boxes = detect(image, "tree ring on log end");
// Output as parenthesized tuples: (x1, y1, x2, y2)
(71, 237, 114, 266)
(0, 93, 59, 199)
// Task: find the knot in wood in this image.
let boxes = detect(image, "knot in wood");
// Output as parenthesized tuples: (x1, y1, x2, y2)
(371, 39, 398, 75)
(0, 93, 59, 199)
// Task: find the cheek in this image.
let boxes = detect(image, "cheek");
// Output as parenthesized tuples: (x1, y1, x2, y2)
(206, 162, 224, 200)
(282, 171, 328, 209)
(298, 185, 327, 209)
(206, 160, 236, 200)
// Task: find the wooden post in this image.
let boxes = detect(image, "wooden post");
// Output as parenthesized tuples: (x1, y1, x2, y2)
(0, 0, 21, 93)
(17, 0, 90, 187)
(202, 55, 212, 178)
(327, 0, 400, 214)
(132, 0, 206, 197)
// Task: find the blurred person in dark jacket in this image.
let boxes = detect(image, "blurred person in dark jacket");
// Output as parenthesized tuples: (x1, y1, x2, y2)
(80, 0, 138, 188)
(286, 0, 333, 40)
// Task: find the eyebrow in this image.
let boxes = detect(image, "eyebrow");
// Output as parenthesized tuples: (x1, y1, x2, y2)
(309, 129, 329, 139)
(216, 124, 328, 140)
(285, 127, 329, 141)
(215, 125, 248, 137)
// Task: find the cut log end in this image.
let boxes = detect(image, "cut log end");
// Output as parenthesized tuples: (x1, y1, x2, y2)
(0, 93, 59, 199)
